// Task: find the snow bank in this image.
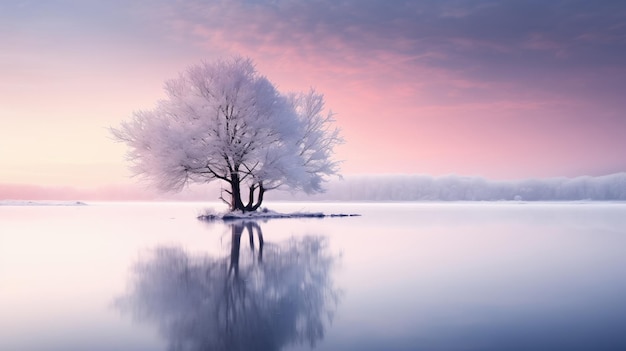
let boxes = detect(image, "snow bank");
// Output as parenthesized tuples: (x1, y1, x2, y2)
(0, 200, 88, 206)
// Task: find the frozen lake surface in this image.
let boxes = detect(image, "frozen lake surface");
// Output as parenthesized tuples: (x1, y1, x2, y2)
(2, 202, 626, 351)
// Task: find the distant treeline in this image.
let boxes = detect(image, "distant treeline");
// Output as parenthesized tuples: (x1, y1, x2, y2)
(267, 173, 626, 201)
(4, 173, 625, 202)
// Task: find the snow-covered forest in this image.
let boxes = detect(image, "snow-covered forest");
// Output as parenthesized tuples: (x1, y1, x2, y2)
(267, 172, 626, 201)
(3, 173, 625, 202)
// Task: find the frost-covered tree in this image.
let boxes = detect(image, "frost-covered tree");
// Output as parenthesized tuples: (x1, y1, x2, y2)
(112, 57, 342, 211)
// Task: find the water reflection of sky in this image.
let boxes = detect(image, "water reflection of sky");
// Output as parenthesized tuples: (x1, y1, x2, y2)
(1, 202, 626, 350)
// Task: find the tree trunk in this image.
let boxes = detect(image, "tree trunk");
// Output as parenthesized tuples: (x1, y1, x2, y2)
(243, 182, 265, 212)
(229, 174, 246, 212)
(245, 184, 257, 210)
(249, 184, 265, 211)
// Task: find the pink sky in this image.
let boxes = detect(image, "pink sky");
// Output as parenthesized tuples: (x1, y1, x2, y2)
(1, 1, 625, 199)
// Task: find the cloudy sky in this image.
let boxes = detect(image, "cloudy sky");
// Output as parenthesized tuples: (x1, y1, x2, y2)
(2, 0, 625, 197)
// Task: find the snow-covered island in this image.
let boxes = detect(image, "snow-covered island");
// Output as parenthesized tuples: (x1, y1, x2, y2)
(198, 207, 360, 221)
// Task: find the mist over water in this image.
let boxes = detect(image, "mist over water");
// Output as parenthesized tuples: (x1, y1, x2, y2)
(2, 202, 626, 350)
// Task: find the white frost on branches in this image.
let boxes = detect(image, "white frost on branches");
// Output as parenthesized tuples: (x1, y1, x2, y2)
(112, 57, 342, 211)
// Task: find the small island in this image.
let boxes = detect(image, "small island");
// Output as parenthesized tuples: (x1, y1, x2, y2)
(198, 207, 361, 221)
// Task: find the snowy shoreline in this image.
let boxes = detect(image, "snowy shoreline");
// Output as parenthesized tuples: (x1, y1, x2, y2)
(0, 200, 88, 206)
(198, 208, 361, 221)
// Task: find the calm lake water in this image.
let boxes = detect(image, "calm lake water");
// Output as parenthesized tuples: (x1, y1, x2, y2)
(2, 202, 626, 351)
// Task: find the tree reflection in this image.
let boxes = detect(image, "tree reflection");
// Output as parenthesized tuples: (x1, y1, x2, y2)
(116, 222, 340, 351)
